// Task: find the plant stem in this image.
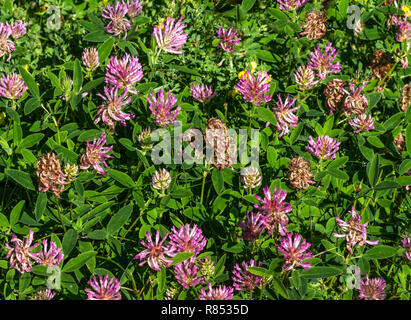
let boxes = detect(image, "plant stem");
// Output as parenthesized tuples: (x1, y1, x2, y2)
(150, 48, 162, 81)
(138, 273, 152, 299)
(119, 210, 144, 242)
(97, 255, 138, 298)
(247, 103, 257, 136)
(360, 170, 383, 218)
(373, 60, 399, 93)
(317, 159, 324, 172)
(200, 170, 208, 205)
(55, 197, 66, 233)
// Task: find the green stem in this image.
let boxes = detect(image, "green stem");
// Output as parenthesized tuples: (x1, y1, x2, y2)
(55, 197, 66, 233)
(97, 256, 138, 298)
(119, 210, 144, 242)
(247, 103, 257, 136)
(387, 262, 396, 277)
(200, 170, 208, 205)
(360, 170, 383, 218)
(373, 60, 399, 93)
(259, 282, 265, 300)
(1, 177, 8, 211)
(138, 273, 152, 299)
(43, 103, 62, 146)
(224, 103, 228, 121)
(150, 48, 162, 81)
(317, 159, 324, 172)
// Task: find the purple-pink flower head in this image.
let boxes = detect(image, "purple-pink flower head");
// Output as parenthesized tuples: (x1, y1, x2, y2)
(342, 81, 369, 116)
(254, 186, 291, 236)
(123, 0, 142, 18)
(105, 54, 143, 94)
(406, 169, 411, 191)
(392, 16, 411, 42)
(169, 224, 207, 255)
(237, 211, 266, 242)
(349, 113, 375, 133)
(190, 83, 217, 104)
(276, 233, 312, 271)
(359, 275, 386, 300)
(152, 16, 188, 54)
(234, 70, 272, 106)
(10, 20, 26, 40)
(215, 24, 241, 53)
(232, 259, 263, 292)
(174, 257, 204, 289)
(134, 230, 175, 271)
(147, 89, 181, 127)
(0, 22, 15, 61)
(79, 132, 114, 175)
(308, 42, 341, 80)
(5, 230, 40, 274)
(95, 86, 134, 129)
(199, 283, 234, 300)
(102, 2, 131, 37)
(0, 73, 27, 100)
(272, 94, 300, 138)
(400, 233, 411, 261)
(85, 274, 122, 300)
(31, 288, 56, 300)
(277, 0, 309, 11)
(333, 206, 379, 254)
(35, 239, 64, 268)
(306, 135, 341, 160)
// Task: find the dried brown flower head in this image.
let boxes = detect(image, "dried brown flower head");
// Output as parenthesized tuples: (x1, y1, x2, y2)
(36, 153, 68, 198)
(288, 157, 315, 190)
(394, 133, 405, 154)
(205, 118, 236, 170)
(324, 79, 347, 113)
(300, 10, 327, 40)
(368, 50, 391, 90)
(401, 83, 411, 112)
(381, 0, 394, 6)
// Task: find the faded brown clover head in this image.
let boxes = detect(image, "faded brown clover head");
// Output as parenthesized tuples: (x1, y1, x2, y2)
(205, 118, 236, 170)
(288, 157, 315, 190)
(36, 153, 68, 198)
(324, 79, 347, 114)
(401, 83, 411, 112)
(300, 10, 327, 40)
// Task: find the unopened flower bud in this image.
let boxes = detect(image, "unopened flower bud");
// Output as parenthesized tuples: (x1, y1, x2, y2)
(138, 128, 153, 150)
(165, 287, 179, 300)
(198, 257, 215, 281)
(64, 163, 79, 182)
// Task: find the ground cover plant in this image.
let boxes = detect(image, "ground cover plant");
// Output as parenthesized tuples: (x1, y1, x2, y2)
(0, 0, 410, 300)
